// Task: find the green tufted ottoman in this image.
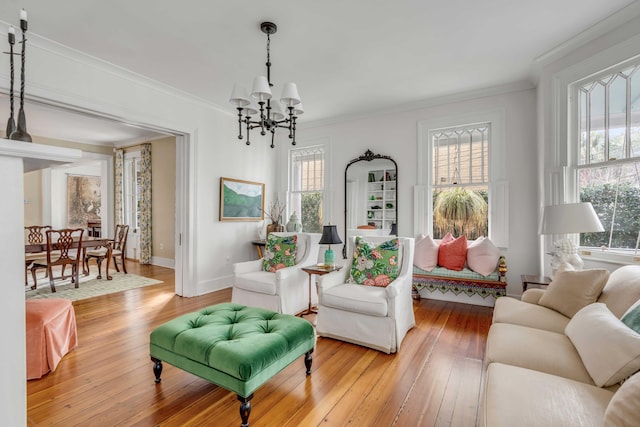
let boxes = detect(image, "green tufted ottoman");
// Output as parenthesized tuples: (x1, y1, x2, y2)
(149, 303, 315, 427)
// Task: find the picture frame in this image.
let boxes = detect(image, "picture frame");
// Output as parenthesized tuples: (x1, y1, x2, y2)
(220, 177, 265, 221)
(67, 174, 101, 228)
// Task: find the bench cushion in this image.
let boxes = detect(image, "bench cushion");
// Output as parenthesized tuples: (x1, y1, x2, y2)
(149, 303, 315, 397)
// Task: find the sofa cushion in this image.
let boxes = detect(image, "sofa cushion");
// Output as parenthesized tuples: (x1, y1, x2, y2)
(538, 269, 610, 318)
(482, 363, 613, 427)
(565, 303, 640, 387)
(604, 371, 640, 427)
(466, 236, 500, 276)
(597, 265, 640, 318)
(348, 237, 400, 287)
(321, 284, 388, 316)
(437, 233, 467, 271)
(492, 296, 570, 334)
(262, 234, 297, 272)
(413, 234, 438, 272)
(486, 323, 594, 385)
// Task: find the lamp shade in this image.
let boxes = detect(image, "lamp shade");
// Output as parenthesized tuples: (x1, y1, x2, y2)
(251, 76, 272, 101)
(292, 102, 304, 116)
(319, 225, 342, 245)
(243, 100, 259, 116)
(270, 100, 286, 121)
(280, 82, 301, 106)
(229, 83, 250, 107)
(539, 202, 604, 235)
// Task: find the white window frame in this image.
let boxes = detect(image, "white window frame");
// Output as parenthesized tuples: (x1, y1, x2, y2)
(287, 144, 326, 234)
(417, 109, 508, 247)
(567, 56, 640, 262)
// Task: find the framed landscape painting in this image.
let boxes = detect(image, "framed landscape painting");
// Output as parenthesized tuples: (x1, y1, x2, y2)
(220, 177, 265, 221)
(67, 174, 101, 227)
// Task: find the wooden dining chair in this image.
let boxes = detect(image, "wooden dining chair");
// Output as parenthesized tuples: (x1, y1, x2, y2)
(84, 224, 129, 279)
(24, 225, 52, 286)
(30, 228, 84, 293)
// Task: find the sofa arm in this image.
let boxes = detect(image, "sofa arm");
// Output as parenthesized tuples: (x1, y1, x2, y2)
(233, 259, 263, 275)
(521, 288, 545, 304)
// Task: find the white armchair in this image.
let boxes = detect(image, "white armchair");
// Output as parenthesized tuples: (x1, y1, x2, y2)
(316, 236, 415, 354)
(232, 232, 320, 315)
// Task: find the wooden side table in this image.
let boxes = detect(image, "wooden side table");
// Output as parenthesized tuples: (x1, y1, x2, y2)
(521, 274, 552, 292)
(300, 264, 343, 316)
(251, 239, 266, 259)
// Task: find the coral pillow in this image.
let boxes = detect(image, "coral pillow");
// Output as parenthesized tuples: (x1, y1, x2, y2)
(262, 234, 297, 272)
(414, 234, 439, 272)
(437, 233, 467, 271)
(467, 237, 500, 276)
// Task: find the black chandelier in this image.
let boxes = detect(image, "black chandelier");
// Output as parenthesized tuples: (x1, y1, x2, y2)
(229, 22, 303, 148)
(4, 9, 32, 142)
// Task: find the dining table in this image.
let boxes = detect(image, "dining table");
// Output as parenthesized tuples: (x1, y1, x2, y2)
(25, 236, 114, 280)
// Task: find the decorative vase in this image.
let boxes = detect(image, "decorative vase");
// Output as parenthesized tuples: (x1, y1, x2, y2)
(266, 223, 284, 236)
(286, 212, 302, 232)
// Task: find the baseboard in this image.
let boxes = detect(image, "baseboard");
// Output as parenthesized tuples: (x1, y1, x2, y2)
(197, 275, 233, 296)
(418, 288, 496, 307)
(150, 256, 174, 268)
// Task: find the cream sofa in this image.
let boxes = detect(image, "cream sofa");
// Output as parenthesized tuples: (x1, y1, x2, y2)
(481, 265, 640, 427)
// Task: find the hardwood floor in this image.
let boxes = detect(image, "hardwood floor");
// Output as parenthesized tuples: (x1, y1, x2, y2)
(27, 261, 493, 426)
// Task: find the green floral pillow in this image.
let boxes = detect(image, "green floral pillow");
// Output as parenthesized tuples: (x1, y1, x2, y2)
(347, 237, 400, 287)
(262, 234, 297, 272)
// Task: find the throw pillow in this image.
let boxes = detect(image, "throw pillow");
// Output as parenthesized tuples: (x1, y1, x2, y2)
(414, 234, 438, 272)
(466, 236, 500, 276)
(604, 371, 640, 426)
(565, 303, 640, 387)
(262, 234, 297, 272)
(437, 233, 467, 271)
(538, 269, 610, 318)
(348, 237, 400, 287)
(622, 299, 640, 334)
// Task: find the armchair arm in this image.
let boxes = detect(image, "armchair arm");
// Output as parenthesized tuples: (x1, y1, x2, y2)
(521, 288, 545, 304)
(233, 259, 263, 275)
(318, 268, 349, 290)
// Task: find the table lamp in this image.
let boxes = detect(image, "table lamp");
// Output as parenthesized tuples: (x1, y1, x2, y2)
(319, 225, 342, 266)
(539, 202, 604, 274)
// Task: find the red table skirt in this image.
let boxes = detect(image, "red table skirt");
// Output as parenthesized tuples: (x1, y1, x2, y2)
(26, 299, 78, 380)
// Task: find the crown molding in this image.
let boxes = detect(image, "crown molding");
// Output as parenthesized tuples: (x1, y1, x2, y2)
(300, 80, 534, 130)
(530, 1, 640, 83)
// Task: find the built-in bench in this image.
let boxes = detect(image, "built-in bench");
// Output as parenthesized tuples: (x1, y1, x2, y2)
(413, 262, 507, 306)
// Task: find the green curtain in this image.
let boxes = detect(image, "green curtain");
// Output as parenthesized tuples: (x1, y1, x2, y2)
(139, 144, 152, 264)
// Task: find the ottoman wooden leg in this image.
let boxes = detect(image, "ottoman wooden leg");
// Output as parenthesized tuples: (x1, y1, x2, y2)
(237, 393, 253, 427)
(151, 357, 163, 383)
(305, 350, 313, 375)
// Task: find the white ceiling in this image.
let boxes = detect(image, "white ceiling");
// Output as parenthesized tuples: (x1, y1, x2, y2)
(0, 0, 638, 144)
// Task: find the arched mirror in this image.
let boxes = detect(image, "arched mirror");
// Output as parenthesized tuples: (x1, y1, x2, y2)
(343, 150, 398, 258)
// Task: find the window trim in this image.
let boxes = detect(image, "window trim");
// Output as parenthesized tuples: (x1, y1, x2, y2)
(287, 144, 326, 233)
(417, 108, 508, 247)
(566, 56, 640, 262)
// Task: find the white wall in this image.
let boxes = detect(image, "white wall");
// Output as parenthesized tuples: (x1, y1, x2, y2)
(279, 87, 539, 297)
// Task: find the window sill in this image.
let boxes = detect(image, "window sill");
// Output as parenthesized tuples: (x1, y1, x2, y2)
(579, 248, 640, 266)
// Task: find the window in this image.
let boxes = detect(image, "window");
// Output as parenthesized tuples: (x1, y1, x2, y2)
(289, 146, 325, 233)
(572, 61, 640, 254)
(430, 123, 490, 239)
(123, 152, 141, 231)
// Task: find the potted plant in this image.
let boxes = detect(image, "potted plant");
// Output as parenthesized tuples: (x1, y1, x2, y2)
(264, 197, 286, 235)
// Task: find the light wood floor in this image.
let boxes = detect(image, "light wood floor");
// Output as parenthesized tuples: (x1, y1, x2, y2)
(27, 261, 493, 426)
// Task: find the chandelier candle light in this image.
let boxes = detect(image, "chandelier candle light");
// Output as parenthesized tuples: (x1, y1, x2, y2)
(229, 22, 303, 148)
